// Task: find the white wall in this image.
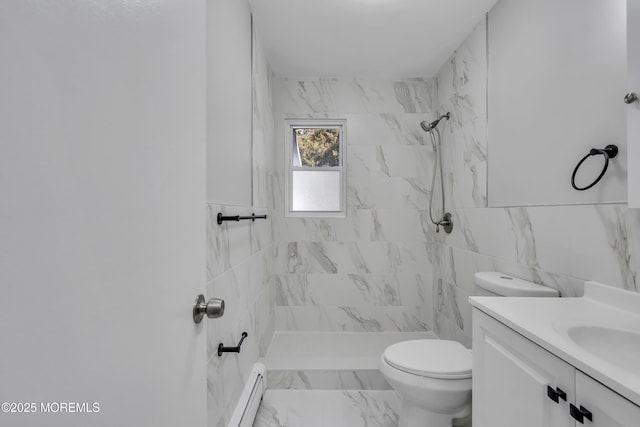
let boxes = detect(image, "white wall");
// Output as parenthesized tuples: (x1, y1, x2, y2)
(207, 0, 253, 205)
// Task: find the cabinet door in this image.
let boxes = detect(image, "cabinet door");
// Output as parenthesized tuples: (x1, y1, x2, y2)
(575, 371, 640, 426)
(473, 310, 575, 427)
(629, 0, 640, 207)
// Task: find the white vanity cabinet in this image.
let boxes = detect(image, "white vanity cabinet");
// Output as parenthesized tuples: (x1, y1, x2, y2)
(473, 309, 640, 426)
(575, 371, 640, 426)
(473, 309, 574, 427)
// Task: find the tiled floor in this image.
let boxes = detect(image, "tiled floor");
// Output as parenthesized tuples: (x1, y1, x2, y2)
(253, 390, 400, 427)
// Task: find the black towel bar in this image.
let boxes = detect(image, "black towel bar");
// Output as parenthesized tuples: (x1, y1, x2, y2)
(217, 212, 267, 225)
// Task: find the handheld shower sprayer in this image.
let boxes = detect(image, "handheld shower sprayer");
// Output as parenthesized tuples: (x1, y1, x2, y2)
(420, 112, 453, 234)
(420, 112, 450, 133)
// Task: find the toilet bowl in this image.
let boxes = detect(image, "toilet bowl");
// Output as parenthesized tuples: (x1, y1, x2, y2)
(380, 272, 560, 427)
(379, 339, 472, 427)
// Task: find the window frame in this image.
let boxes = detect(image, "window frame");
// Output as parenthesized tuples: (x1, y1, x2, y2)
(284, 118, 347, 218)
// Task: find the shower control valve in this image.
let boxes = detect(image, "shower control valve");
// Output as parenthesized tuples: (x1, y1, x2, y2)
(436, 213, 454, 234)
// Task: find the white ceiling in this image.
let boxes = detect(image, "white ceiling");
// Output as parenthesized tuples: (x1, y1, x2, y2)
(248, 0, 499, 78)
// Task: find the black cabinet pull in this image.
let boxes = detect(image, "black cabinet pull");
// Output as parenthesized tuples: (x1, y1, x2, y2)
(570, 404, 593, 424)
(547, 386, 567, 403)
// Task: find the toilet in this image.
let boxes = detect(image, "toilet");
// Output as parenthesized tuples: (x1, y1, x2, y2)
(379, 272, 559, 427)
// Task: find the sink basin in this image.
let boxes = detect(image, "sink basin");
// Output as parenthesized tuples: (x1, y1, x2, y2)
(567, 326, 640, 374)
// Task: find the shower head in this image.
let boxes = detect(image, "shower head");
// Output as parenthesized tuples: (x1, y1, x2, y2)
(420, 120, 437, 132)
(420, 112, 451, 132)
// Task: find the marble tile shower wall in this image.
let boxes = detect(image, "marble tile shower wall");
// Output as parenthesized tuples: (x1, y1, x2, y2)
(206, 33, 276, 427)
(272, 77, 439, 332)
(206, 204, 274, 427)
(432, 18, 640, 348)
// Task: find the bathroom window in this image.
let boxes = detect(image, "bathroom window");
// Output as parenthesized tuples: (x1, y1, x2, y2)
(285, 119, 346, 217)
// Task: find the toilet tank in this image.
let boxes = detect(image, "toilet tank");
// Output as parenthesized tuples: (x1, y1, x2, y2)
(474, 272, 559, 297)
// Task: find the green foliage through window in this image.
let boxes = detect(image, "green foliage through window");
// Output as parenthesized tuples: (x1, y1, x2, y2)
(294, 128, 340, 167)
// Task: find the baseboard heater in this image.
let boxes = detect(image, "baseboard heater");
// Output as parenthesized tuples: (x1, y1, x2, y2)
(227, 363, 267, 427)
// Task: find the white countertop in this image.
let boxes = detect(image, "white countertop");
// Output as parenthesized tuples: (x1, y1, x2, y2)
(469, 281, 640, 406)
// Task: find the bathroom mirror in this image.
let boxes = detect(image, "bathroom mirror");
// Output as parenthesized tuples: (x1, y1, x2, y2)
(487, 0, 627, 207)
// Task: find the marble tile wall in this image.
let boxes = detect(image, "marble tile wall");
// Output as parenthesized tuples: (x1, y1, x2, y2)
(272, 78, 439, 332)
(206, 29, 276, 427)
(432, 17, 640, 348)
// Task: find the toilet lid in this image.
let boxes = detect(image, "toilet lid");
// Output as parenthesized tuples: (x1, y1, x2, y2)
(383, 340, 472, 379)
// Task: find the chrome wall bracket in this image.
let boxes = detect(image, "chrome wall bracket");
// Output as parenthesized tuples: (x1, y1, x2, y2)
(193, 294, 225, 324)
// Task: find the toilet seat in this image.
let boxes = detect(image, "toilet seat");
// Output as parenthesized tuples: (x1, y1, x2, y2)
(383, 340, 472, 380)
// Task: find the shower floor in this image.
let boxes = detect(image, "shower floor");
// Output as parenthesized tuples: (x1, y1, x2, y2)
(260, 331, 437, 390)
(263, 331, 437, 370)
